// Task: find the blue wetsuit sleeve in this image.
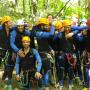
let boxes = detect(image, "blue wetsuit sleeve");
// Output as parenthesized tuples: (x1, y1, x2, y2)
(10, 31, 20, 53)
(54, 32, 62, 40)
(71, 26, 79, 30)
(78, 26, 88, 30)
(0, 26, 3, 30)
(32, 48, 42, 72)
(35, 26, 55, 38)
(72, 30, 79, 35)
(25, 30, 31, 35)
(71, 26, 88, 31)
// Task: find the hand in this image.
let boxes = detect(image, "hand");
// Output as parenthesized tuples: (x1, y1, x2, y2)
(52, 21, 56, 26)
(17, 49, 25, 58)
(35, 72, 42, 80)
(82, 30, 87, 36)
(50, 50, 55, 57)
(65, 32, 74, 38)
(16, 74, 20, 81)
(73, 44, 76, 50)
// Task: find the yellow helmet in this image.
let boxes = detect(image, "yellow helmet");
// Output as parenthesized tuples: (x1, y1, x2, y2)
(37, 18, 49, 25)
(55, 21, 63, 30)
(2, 16, 12, 24)
(22, 36, 31, 42)
(63, 20, 71, 27)
(82, 87, 88, 90)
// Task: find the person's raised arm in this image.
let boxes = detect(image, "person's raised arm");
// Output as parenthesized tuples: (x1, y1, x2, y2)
(35, 26, 55, 38)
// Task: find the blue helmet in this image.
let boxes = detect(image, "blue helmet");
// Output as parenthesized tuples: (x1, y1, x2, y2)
(80, 18, 87, 23)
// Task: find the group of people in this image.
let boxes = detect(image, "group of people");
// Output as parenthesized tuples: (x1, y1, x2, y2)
(0, 15, 89, 90)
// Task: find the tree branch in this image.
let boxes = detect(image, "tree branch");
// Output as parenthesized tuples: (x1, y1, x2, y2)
(55, 0, 71, 18)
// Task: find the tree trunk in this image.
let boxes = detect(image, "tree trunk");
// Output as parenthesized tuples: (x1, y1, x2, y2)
(15, 0, 18, 12)
(29, 0, 38, 21)
(55, 0, 71, 18)
(15, 0, 18, 6)
(32, 0, 37, 16)
(29, 0, 32, 17)
(85, 0, 90, 17)
(23, 0, 25, 16)
(78, 0, 81, 21)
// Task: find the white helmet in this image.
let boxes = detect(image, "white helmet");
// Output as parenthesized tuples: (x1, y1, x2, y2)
(16, 19, 24, 25)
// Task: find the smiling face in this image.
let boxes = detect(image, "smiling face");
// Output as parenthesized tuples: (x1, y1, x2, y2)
(80, 22, 87, 26)
(64, 26, 71, 34)
(48, 15, 53, 23)
(4, 20, 13, 29)
(17, 25, 24, 33)
(40, 24, 49, 31)
(22, 36, 30, 48)
(22, 40, 30, 49)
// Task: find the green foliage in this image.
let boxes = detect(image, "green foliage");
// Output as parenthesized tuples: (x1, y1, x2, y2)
(0, 0, 88, 22)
